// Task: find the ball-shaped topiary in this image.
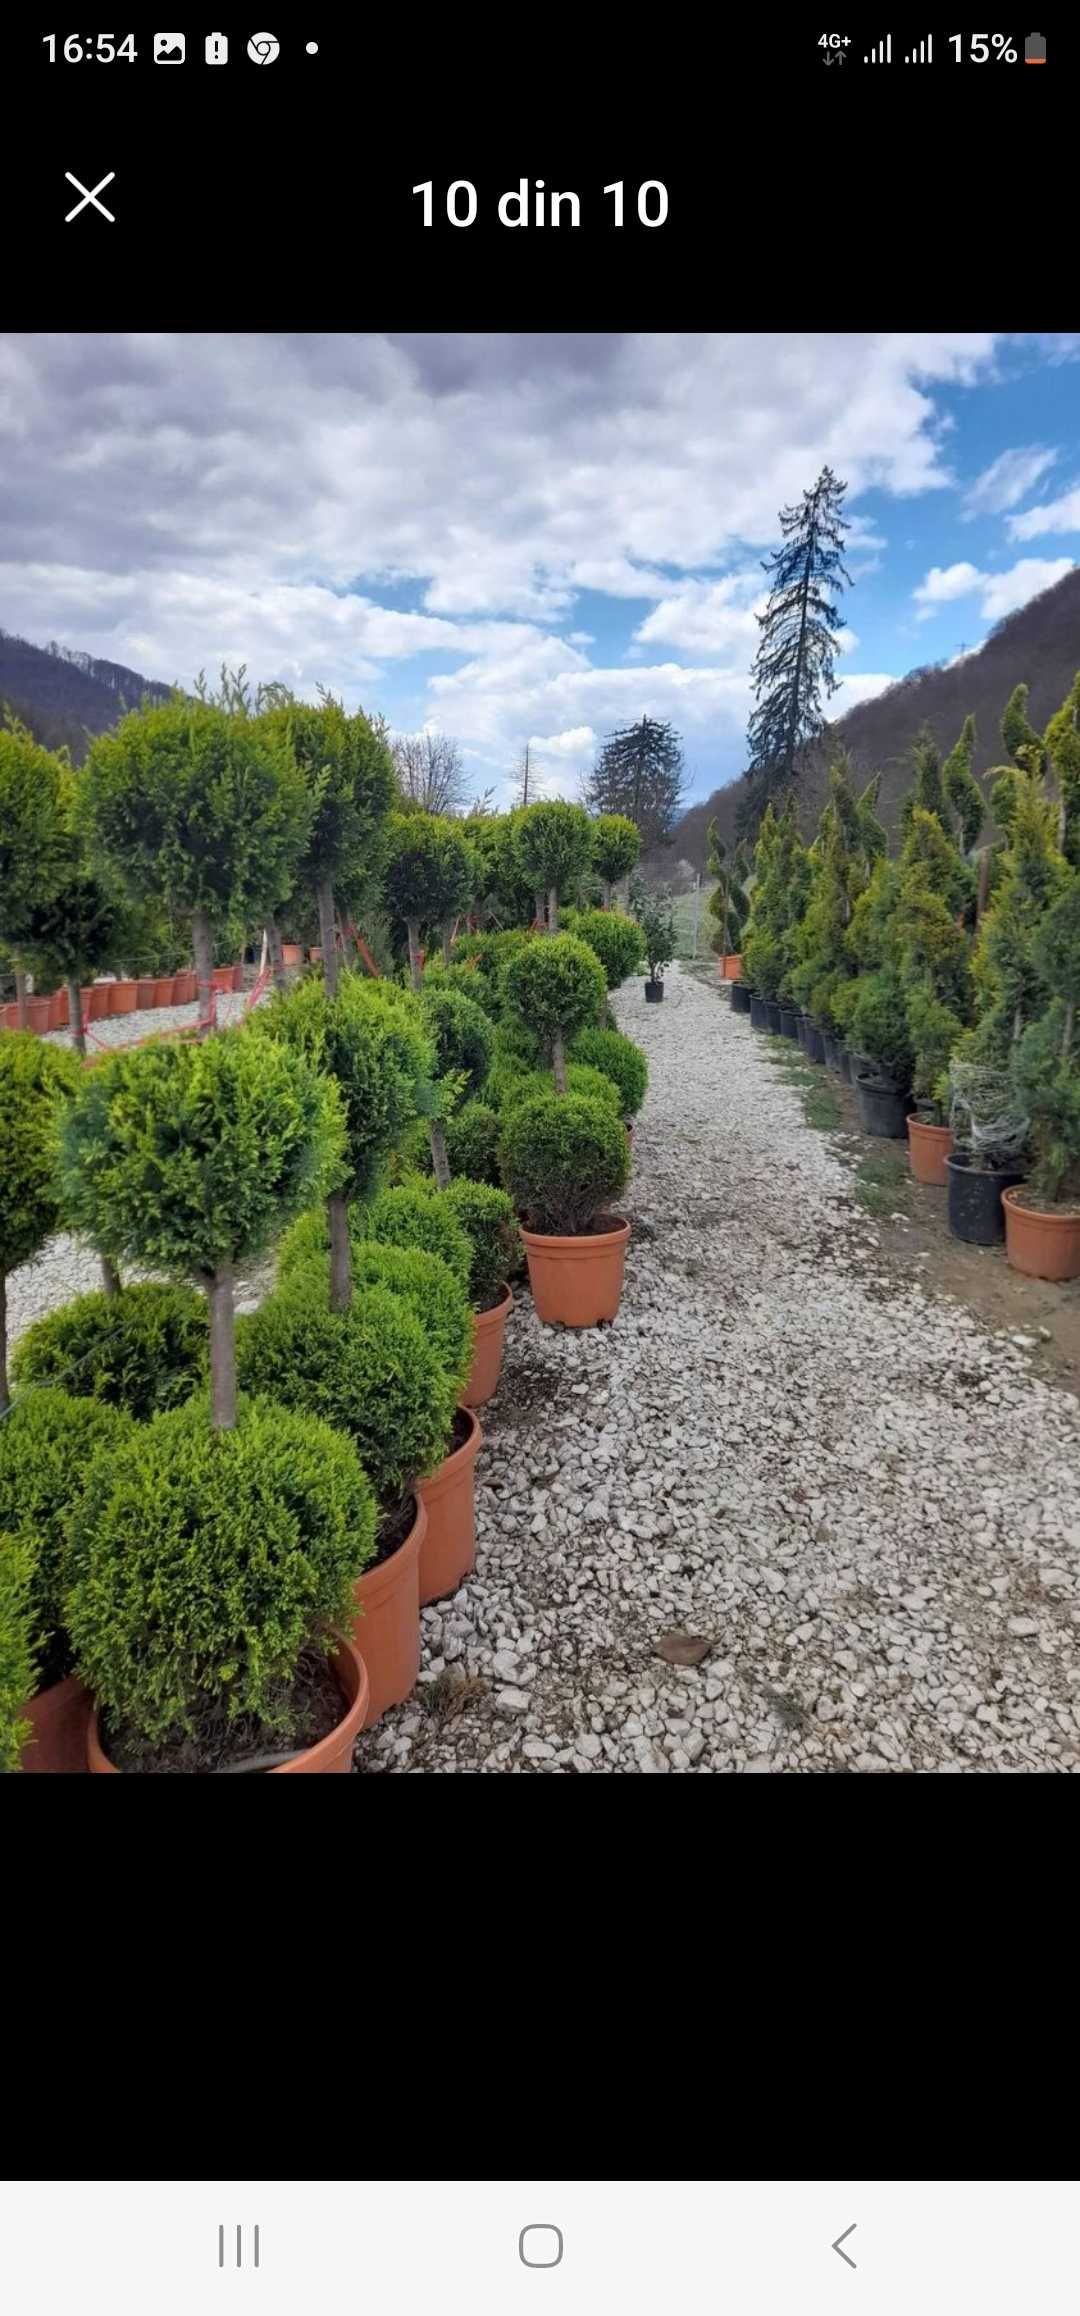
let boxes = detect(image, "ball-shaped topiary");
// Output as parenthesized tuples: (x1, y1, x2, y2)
(513, 800, 593, 924)
(64, 1394, 377, 1752)
(450, 928, 533, 1015)
(0, 1388, 134, 1685)
(498, 1063, 622, 1118)
(358, 1182, 472, 1292)
(12, 1283, 208, 1421)
(503, 934, 607, 1076)
(441, 1179, 520, 1311)
(383, 812, 474, 974)
(445, 1098, 501, 1186)
(0, 1034, 83, 1407)
(0, 1533, 37, 1773)
(250, 970, 434, 1202)
(236, 1281, 455, 1507)
(561, 908, 645, 990)
(420, 983, 494, 1097)
(277, 1233, 473, 1396)
(590, 814, 641, 899)
(501, 1088, 629, 1237)
(569, 1026, 648, 1120)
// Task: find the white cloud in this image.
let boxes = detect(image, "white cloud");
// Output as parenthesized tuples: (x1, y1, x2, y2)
(1007, 482, 1080, 540)
(913, 562, 983, 616)
(632, 573, 765, 659)
(913, 555, 1073, 625)
(962, 444, 1058, 518)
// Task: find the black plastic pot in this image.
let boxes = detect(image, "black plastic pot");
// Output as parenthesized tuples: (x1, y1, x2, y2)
(855, 1072, 908, 1138)
(765, 998, 784, 1035)
(750, 992, 769, 1031)
(779, 1004, 800, 1040)
(946, 1152, 1025, 1245)
(644, 978, 664, 1003)
(836, 1045, 853, 1084)
(822, 1030, 843, 1073)
(731, 980, 752, 1016)
(803, 1019, 826, 1065)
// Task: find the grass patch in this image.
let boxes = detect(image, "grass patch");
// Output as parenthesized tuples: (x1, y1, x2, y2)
(764, 1038, 842, 1131)
(854, 1148, 910, 1218)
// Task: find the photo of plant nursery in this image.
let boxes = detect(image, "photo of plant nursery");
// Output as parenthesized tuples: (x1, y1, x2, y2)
(2, 331, 1078, 1774)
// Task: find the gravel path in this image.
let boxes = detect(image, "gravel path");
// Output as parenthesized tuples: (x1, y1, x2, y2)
(361, 962, 1080, 1774)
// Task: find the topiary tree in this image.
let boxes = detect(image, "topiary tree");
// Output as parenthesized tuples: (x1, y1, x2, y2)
(0, 1533, 36, 1774)
(255, 692, 396, 997)
(440, 1178, 520, 1311)
(568, 1025, 648, 1119)
(56, 1028, 343, 1429)
(81, 697, 311, 1033)
(560, 907, 645, 990)
(500, 1087, 629, 1236)
(706, 824, 750, 959)
(278, 1230, 473, 1389)
(383, 811, 475, 989)
(514, 800, 593, 932)
(21, 868, 121, 1059)
(500, 1060, 623, 1120)
(0, 1034, 82, 1409)
(590, 813, 641, 905)
(637, 893, 676, 986)
(741, 797, 810, 1003)
(0, 717, 70, 1028)
(1010, 873, 1080, 1207)
(64, 1393, 377, 1762)
(503, 933, 607, 1092)
(419, 982, 494, 1188)
(11, 1282, 208, 1421)
(250, 971, 433, 1309)
(357, 1180, 472, 1292)
(896, 811, 975, 1118)
(0, 1388, 133, 1692)
(444, 1098, 501, 1185)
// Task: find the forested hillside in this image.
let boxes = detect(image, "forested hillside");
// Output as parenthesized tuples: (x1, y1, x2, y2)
(0, 628, 174, 761)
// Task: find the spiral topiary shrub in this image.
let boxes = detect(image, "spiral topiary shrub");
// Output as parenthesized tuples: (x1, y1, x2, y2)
(12, 1283, 208, 1420)
(503, 933, 607, 1089)
(561, 907, 645, 989)
(63, 1394, 377, 1756)
(441, 1178, 521, 1310)
(568, 1026, 648, 1120)
(0, 1389, 134, 1687)
(358, 1182, 472, 1292)
(0, 1533, 36, 1773)
(276, 1234, 472, 1396)
(501, 1088, 629, 1236)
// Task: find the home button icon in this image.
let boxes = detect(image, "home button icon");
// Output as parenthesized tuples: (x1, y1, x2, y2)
(519, 2226, 563, 2269)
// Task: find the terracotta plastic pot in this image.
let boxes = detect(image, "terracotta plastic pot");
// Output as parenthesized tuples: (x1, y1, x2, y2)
(108, 979, 139, 1016)
(946, 1153, 1024, 1246)
(87, 1636, 369, 1774)
(730, 981, 751, 1017)
(136, 977, 156, 1009)
(21, 1673, 91, 1775)
(351, 1493, 426, 1727)
(1002, 1189, 1080, 1282)
(173, 970, 197, 1005)
(154, 975, 177, 1007)
(462, 1283, 512, 1407)
(418, 1409, 483, 1605)
(309, 946, 324, 964)
(521, 1216, 630, 1328)
(211, 966, 234, 995)
(49, 988, 69, 1031)
(85, 984, 111, 1022)
(232, 962, 245, 992)
(27, 995, 52, 1034)
(282, 943, 304, 967)
(2, 1003, 18, 1031)
(644, 978, 664, 1002)
(750, 992, 769, 1031)
(907, 1115, 953, 1187)
(726, 953, 744, 982)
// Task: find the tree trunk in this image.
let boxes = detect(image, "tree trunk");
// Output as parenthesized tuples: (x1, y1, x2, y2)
(205, 1262, 236, 1430)
(101, 1256, 121, 1298)
(441, 920, 453, 966)
(67, 975, 86, 1059)
(406, 918, 423, 994)
(192, 907, 215, 1038)
(547, 885, 559, 934)
(534, 890, 546, 931)
(266, 914, 288, 991)
(0, 1270, 8, 1413)
(429, 1120, 452, 1190)
(552, 1028, 567, 1094)
(14, 962, 29, 1031)
(327, 1189, 353, 1312)
(317, 876, 339, 997)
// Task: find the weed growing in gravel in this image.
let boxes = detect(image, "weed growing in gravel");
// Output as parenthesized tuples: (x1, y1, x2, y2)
(764, 1040, 842, 1133)
(855, 1150, 910, 1217)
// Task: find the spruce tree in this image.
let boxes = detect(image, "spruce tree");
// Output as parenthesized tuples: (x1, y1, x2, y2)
(741, 465, 851, 834)
(585, 716, 685, 849)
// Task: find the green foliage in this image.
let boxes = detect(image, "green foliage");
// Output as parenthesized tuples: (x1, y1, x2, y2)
(64, 1394, 376, 1748)
(0, 719, 70, 952)
(258, 695, 395, 909)
(590, 814, 641, 894)
(1009, 874, 1080, 1202)
(942, 714, 985, 852)
(500, 1062, 622, 1117)
(969, 773, 1068, 1062)
(560, 907, 645, 989)
(635, 894, 676, 979)
(0, 1035, 82, 1282)
(742, 466, 850, 829)
(21, 869, 122, 988)
(421, 983, 494, 1096)
(57, 1027, 344, 1280)
(514, 799, 593, 909)
(504, 933, 607, 1053)
(12, 1282, 208, 1420)
(585, 716, 686, 850)
(741, 797, 810, 1001)
(441, 1178, 520, 1308)
(466, 812, 537, 927)
(383, 811, 474, 936)
(501, 1088, 629, 1236)
(80, 698, 310, 940)
(237, 1282, 455, 1505)
(359, 1181, 472, 1291)
(836, 968, 914, 1086)
(705, 825, 750, 952)
(250, 970, 433, 1203)
(421, 956, 502, 1019)
(0, 1389, 133, 1673)
(1044, 670, 1080, 871)
(1001, 682, 1044, 773)
(568, 1025, 648, 1119)
(0, 1534, 36, 1773)
(444, 1098, 501, 1185)
(277, 1229, 472, 1393)
(450, 928, 534, 1014)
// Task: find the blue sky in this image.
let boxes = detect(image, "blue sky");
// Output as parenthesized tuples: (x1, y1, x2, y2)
(1, 331, 1077, 810)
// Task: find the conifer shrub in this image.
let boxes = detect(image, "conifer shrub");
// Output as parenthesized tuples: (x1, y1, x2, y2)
(0, 1033, 83, 1409)
(1010, 875, 1080, 1206)
(513, 800, 593, 928)
(0, 1534, 36, 1773)
(637, 895, 676, 983)
(568, 1027, 648, 1119)
(445, 1098, 502, 1185)
(236, 1283, 455, 1507)
(63, 1394, 377, 1750)
(450, 929, 533, 1014)
(358, 1181, 472, 1291)
(441, 1179, 520, 1310)
(276, 1234, 473, 1395)
(501, 1088, 629, 1237)
(0, 1389, 133, 1685)
(590, 813, 641, 901)
(560, 907, 645, 989)
(498, 1062, 622, 1117)
(12, 1283, 208, 1420)
(504, 934, 607, 1087)
(420, 983, 494, 1097)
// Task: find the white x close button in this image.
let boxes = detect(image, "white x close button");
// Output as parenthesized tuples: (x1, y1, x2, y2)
(65, 171, 116, 222)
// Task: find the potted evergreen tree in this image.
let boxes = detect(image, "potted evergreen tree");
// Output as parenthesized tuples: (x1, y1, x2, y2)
(638, 895, 676, 1001)
(514, 799, 593, 932)
(895, 806, 975, 1184)
(590, 812, 641, 907)
(1004, 875, 1080, 1278)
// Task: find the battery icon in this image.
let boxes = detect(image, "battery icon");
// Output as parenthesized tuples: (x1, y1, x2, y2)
(1024, 31, 1046, 61)
(206, 31, 228, 62)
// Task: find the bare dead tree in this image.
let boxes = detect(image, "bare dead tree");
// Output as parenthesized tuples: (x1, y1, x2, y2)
(511, 742, 546, 809)
(391, 729, 467, 815)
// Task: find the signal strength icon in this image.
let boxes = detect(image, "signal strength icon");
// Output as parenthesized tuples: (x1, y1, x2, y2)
(864, 33, 892, 62)
(904, 33, 933, 61)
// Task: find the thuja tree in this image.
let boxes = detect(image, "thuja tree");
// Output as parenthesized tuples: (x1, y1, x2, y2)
(514, 800, 592, 932)
(504, 933, 606, 1092)
(22, 859, 121, 1061)
(1011, 874, 1080, 1206)
(705, 822, 750, 958)
(419, 984, 494, 1187)
(0, 1035, 82, 1409)
(250, 972, 434, 1308)
(57, 1029, 343, 1428)
(895, 808, 975, 1118)
(968, 771, 1068, 1062)
(257, 694, 396, 996)
(0, 718, 69, 1028)
(384, 811, 475, 989)
(1044, 671, 1080, 870)
(81, 698, 310, 1033)
(742, 797, 809, 1002)
(590, 814, 641, 905)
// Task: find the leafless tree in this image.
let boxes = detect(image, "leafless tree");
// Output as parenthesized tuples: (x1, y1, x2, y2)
(511, 742, 546, 809)
(391, 728, 467, 814)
